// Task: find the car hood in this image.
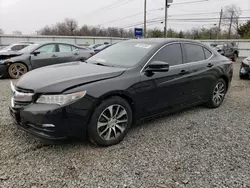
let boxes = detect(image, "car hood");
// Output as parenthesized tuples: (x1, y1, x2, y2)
(16, 62, 126, 93)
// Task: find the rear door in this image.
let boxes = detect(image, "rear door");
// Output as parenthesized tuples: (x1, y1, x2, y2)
(57, 44, 76, 63)
(182, 43, 215, 102)
(30, 43, 58, 69)
(139, 43, 193, 116)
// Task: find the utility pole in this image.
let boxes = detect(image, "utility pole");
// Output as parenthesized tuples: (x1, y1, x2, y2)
(164, 0, 168, 38)
(144, 0, 147, 38)
(228, 11, 234, 39)
(217, 8, 223, 40)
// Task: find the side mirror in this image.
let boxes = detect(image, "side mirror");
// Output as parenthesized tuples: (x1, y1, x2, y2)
(145, 61, 169, 72)
(31, 51, 41, 56)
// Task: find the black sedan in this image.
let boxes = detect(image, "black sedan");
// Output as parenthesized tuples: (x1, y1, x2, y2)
(239, 56, 250, 79)
(0, 42, 94, 79)
(9, 38, 233, 146)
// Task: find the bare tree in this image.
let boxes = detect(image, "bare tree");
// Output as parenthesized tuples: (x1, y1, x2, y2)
(12, 30, 22, 35)
(64, 18, 78, 35)
(0, 29, 4, 35)
(222, 4, 241, 38)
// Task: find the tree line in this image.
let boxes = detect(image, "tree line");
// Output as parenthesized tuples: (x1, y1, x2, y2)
(0, 5, 249, 39)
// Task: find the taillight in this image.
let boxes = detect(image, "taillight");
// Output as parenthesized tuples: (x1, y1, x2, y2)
(90, 52, 95, 56)
(229, 60, 233, 64)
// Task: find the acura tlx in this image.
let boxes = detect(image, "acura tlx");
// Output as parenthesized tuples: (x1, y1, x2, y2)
(9, 38, 233, 146)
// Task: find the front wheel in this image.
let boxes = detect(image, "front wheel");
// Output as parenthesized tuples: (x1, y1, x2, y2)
(206, 78, 227, 108)
(8, 63, 28, 79)
(88, 97, 132, 147)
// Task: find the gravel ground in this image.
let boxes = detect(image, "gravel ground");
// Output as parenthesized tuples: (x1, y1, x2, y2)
(1, 59, 250, 188)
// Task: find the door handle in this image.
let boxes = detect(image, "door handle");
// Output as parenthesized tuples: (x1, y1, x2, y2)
(74, 52, 79, 55)
(51, 55, 57, 58)
(207, 63, 214, 68)
(179, 70, 189, 75)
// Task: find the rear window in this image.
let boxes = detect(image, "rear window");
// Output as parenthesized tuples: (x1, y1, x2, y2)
(183, 43, 205, 63)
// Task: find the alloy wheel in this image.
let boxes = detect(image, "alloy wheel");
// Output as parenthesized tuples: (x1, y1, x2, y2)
(9, 63, 27, 79)
(97, 104, 128, 141)
(212, 82, 225, 105)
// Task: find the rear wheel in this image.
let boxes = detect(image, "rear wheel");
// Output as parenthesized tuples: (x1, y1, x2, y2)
(8, 63, 28, 79)
(88, 97, 132, 147)
(207, 78, 227, 108)
(232, 53, 237, 62)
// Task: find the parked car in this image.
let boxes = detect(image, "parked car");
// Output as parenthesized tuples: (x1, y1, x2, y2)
(0, 43, 32, 53)
(0, 42, 95, 79)
(239, 56, 250, 79)
(9, 38, 233, 146)
(94, 44, 112, 53)
(89, 44, 103, 49)
(211, 42, 239, 61)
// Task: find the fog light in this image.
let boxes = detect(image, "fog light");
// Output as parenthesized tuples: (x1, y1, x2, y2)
(42, 124, 55, 128)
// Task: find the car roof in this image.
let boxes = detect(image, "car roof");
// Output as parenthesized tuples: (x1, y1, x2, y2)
(125, 38, 204, 45)
(33, 41, 77, 45)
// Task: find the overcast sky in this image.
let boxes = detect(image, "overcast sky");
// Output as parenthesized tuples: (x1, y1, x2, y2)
(0, 0, 249, 34)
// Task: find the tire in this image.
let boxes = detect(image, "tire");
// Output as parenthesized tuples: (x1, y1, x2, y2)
(88, 96, 132, 147)
(8, 62, 28, 79)
(232, 53, 237, 62)
(206, 78, 227, 108)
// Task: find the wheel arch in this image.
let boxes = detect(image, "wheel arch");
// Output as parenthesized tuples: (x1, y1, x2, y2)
(8, 61, 29, 71)
(89, 91, 136, 124)
(219, 75, 229, 91)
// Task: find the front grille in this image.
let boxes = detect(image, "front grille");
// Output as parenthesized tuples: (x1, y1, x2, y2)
(16, 87, 34, 94)
(13, 101, 32, 108)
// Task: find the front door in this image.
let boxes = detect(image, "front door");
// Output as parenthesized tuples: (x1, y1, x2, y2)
(138, 43, 192, 117)
(30, 44, 58, 69)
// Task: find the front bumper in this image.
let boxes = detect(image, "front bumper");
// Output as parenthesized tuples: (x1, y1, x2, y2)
(9, 98, 94, 140)
(0, 64, 8, 78)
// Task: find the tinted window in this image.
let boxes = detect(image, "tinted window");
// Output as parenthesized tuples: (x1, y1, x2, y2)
(203, 48, 212, 59)
(59, 44, 72, 52)
(184, 43, 205, 63)
(11, 45, 27, 51)
(37, 44, 56, 53)
(71, 45, 78, 51)
(151, 43, 183, 66)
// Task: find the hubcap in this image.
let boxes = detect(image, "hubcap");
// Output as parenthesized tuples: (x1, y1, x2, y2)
(97, 104, 128, 141)
(213, 82, 225, 105)
(10, 64, 26, 78)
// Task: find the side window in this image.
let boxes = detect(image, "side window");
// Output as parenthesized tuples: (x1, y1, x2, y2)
(203, 48, 212, 59)
(71, 45, 77, 51)
(183, 43, 205, 63)
(151, 43, 183, 66)
(59, 44, 72, 52)
(37, 44, 57, 53)
(11, 45, 25, 51)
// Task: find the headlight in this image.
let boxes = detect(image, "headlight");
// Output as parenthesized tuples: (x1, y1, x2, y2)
(36, 91, 86, 105)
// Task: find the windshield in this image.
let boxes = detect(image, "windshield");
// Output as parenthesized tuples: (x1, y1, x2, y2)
(19, 44, 39, 53)
(87, 42, 155, 68)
